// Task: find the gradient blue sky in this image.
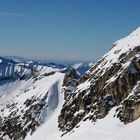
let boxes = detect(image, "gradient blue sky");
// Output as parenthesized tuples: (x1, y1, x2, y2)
(0, 0, 140, 61)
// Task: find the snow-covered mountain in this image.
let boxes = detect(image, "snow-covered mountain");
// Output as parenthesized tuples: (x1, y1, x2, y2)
(3, 56, 93, 74)
(0, 27, 140, 140)
(0, 57, 65, 139)
(58, 27, 140, 139)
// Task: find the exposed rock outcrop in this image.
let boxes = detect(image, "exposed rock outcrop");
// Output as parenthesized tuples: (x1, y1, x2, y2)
(0, 96, 47, 139)
(62, 68, 80, 100)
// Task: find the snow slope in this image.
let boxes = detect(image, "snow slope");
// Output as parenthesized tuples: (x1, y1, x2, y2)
(26, 107, 140, 140)
(62, 108, 140, 140)
(0, 72, 64, 118)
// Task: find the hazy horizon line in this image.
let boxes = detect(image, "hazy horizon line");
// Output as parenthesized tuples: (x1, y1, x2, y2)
(2, 55, 97, 63)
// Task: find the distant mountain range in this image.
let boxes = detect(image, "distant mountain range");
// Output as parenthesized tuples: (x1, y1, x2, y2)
(3, 55, 93, 75)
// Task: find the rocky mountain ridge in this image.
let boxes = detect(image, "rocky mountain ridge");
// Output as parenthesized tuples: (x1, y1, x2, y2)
(58, 27, 140, 133)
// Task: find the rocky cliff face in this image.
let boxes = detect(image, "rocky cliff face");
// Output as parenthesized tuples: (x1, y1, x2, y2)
(58, 28, 140, 133)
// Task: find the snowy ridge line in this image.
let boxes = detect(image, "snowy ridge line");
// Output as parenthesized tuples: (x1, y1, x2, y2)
(56, 27, 140, 140)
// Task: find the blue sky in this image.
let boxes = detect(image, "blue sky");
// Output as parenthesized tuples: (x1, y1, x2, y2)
(0, 0, 140, 61)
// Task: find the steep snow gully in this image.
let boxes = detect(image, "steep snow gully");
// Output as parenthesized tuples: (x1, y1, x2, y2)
(26, 75, 64, 140)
